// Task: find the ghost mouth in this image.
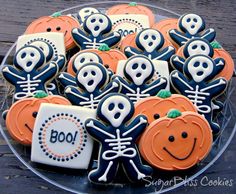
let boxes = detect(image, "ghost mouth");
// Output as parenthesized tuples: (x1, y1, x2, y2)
(163, 138, 197, 160)
(25, 123, 33, 132)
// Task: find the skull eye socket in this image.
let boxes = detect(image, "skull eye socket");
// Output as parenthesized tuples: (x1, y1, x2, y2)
(132, 63, 138, 70)
(118, 103, 124, 109)
(141, 63, 146, 70)
(99, 19, 103, 23)
(151, 35, 156, 40)
(193, 18, 198, 22)
(84, 10, 90, 13)
(91, 18, 96, 23)
(186, 18, 191, 22)
(201, 45, 206, 51)
(91, 70, 96, 76)
(80, 58, 85, 63)
(192, 45, 198, 50)
(202, 62, 208, 68)
(193, 61, 200, 67)
(83, 72, 88, 77)
(144, 35, 149, 40)
(30, 53, 35, 57)
(21, 52, 26, 59)
(108, 103, 115, 111)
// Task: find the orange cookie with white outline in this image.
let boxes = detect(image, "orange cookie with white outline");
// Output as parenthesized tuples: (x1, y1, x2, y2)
(6, 91, 71, 145)
(134, 90, 197, 124)
(25, 12, 80, 51)
(107, 2, 155, 26)
(139, 109, 213, 170)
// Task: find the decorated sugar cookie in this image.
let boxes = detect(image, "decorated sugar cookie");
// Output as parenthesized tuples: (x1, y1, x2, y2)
(107, 2, 155, 26)
(2, 45, 64, 101)
(113, 55, 167, 103)
(139, 109, 212, 170)
(124, 29, 175, 61)
(64, 63, 120, 108)
(5, 91, 71, 145)
(72, 13, 121, 50)
(170, 55, 227, 134)
(77, 7, 100, 24)
(134, 90, 197, 124)
(85, 93, 152, 183)
(168, 13, 216, 47)
(67, 51, 103, 76)
(120, 33, 137, 52)
(25, 12, 80, 50)
(31, 103, 95, 169)
(83, 44, 127, 73)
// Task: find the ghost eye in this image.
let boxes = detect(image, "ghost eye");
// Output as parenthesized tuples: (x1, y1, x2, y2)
(202, 62, 208, 68)
(193, 61, 200, 67)
(141, 64, 146, 69)
(187, 18, 191, 22)
(91, 18, 96, 23)
(80, 58, 85, 63)
(132, 63, 138, 69)
(168, 135, 175, 142)
(21, 52, 26, 59)
(46, 28, 51, 32)
(118, 103, 124, 109)
(201, 45, 206, 50)
(193, 18, 198, 22)
(56, 26, 61, 31)
(108, 103, 115, 111)
(144, 35, 149, 40)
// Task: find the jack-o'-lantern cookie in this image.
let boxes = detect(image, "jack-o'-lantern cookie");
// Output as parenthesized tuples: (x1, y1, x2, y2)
(139, 109, 213, 170)
(107, 2, 155, 26)
(25, 12, 80, 51)
(5, 91, 71, 145)
(134, 90, 197, 124)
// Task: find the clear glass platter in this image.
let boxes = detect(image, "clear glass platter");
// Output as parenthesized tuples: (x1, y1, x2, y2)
(0, 1, 236, 193)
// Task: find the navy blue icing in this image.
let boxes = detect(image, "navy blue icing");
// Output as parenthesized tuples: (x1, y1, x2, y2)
(72, 13, 121, 50)
(170, 54, 227, 134)
(169, 13, 216, 46)
(125, 28, 175, 61)
(85, 93, 152, 184)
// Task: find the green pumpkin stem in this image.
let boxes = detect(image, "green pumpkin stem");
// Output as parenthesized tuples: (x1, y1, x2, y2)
(129, 2, 137, 6)
(157, 89, 172, 98)
(167, 109, 182, 118)
(98, 44, 110, 51)
(210, 41, 222, 49)
(51, 12, 62, 17)
(34, 91, 48, 98)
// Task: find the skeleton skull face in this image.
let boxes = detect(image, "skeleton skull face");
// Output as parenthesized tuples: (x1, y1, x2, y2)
(14, 46, 45, 72)
(100, 95, 132, 127)
(138, 29, 162, 53)
(78, 7, 99, 23)
(85, 13, 110, 37)
(73, 52, 101, 72)
(29, 40, 54, 63)
(187, 56, 213, 82)
(77, 64, 105, 92)
(186, 39, 211, 57)
(181, 14, 204, 35)
(124, 56, 154, 86)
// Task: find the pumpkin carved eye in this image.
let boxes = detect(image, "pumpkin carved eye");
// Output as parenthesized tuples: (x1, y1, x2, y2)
(46, 27, 51, 32)
(56, 26, 61, 31)
(32, 111, 38, 118)
(182, 131, 188, 138)
(168, 135, 175, 142)
(153, 113, 160, 119)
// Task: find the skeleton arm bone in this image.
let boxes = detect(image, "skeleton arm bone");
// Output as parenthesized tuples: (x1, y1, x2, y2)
(113, 75, 136, 94)
(142, 77, 167, 95)
(58, 73, 77, 88)
(201, 28, 216, 43)
(52, 54, 66, 71)
(201, 78, 227, 97)
(2, 66, 25, 84)
(65, 86, 89, 105)
(124, 46, 142, 58)
(95, 80, 120, 100)
(168, 29, 190, 46)
(99, 32, 121, 47)
(72, 28, 91, 48)
(170, 55, 185, 72)
(152, 46, 175, 61)
(34, 62, 58, 80)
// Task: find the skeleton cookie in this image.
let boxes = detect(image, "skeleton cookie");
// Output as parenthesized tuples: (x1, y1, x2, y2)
(64, 63, 120, 109)
(125, 29, 175, 61)
(169, 13, 216, 47)
(85, 93, 152, 184)
(72, 13, 121, 49)
(113, 56, 167, 103)
(2, 45, 60, 101)
(77, 7, 100, 24)
(170, 54, 227, 134)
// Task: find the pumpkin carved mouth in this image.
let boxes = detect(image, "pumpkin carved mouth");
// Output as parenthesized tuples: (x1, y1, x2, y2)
(163, 138, 197, 161)
(25, 123, 33, 132)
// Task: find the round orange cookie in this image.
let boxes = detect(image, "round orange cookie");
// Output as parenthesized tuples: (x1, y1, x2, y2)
(6, 91, 71, 145)
(107, 2, 155, 26)
(153, 18, 179, 50)
(134, 90, 197, 124)
(139, 109, 213, 170)
(25, 12, 80, 51)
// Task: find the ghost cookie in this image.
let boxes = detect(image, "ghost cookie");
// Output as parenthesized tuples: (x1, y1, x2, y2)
(25, 12, 80, 51)
(168, 13, 216, 47)
(139, 109, 213, 170)
(170, 55, 227, 134)
(125, 28, 175, 61)
(85, 93, 152, 184)
(31, 103, 95, 169)
(113, 55, 167, 103)
(64, 63, 120, 109)
(72, 13, 121, 50)
(2, 45, 63, 101)
(5, 91, 71, 145)
(134, 90, 197, 124)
